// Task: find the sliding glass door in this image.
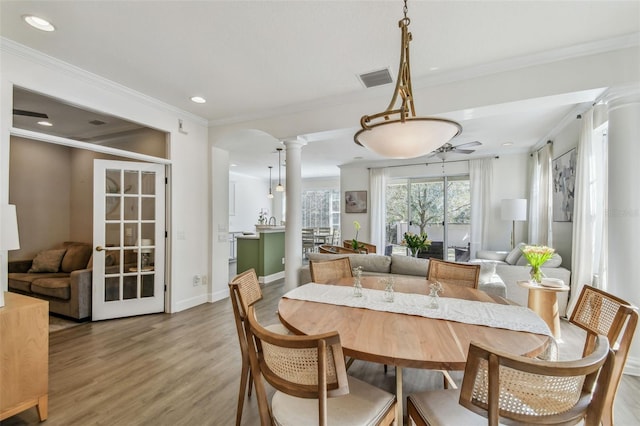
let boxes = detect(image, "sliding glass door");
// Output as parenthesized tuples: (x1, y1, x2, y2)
(386, 175, 470, 260)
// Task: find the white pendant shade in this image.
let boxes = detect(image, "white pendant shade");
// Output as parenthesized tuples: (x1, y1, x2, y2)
(355, 118, 461, 159)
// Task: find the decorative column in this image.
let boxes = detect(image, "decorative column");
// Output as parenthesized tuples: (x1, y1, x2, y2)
(606, 87, 640, 376)
(283, 138, 306, 291)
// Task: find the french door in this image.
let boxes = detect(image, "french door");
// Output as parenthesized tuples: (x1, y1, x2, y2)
(92, 160, 165, 320)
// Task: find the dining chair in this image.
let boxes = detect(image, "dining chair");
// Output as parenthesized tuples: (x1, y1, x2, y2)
(302, 228, 316, 258)
(244, 305, 397, 426)
(427, 258, 480, 289)
(426, 258, 481, 388)
(316, 227, 333, 245)
(407, 335, 614, 426)
(309, 257, 353, 284)
(228, 268, 290, 426)
(569, 285, 638, 426)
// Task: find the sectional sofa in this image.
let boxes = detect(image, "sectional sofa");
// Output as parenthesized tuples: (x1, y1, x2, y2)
(299, 249, 571, 316)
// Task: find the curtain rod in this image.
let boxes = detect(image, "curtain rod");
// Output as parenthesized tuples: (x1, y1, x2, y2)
(369, 155, 499, 170)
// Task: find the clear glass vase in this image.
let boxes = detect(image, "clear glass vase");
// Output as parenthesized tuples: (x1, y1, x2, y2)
(353, 267, 363, 297)
(530, 265, 544, 283)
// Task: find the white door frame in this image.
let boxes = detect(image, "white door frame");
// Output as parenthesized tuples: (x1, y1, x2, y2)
(9, 127, 172, 314)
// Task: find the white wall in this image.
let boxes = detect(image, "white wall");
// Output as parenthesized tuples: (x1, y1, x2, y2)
(339, 166, 370, 243)
(1, 41, 209, 314)
(8, 137, 71, 259)
(211, 147, 230, 302)
(229, 172, 271, 233)
(492, 154, 530, 250)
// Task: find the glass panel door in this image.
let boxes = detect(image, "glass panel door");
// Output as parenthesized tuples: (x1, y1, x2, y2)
(93, 159, 165, 320)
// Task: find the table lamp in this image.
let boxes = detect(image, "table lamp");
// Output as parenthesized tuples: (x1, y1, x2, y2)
(1, 204, 21, 307)
(501, 199, 527, 249)
(136, 238, 153, 267)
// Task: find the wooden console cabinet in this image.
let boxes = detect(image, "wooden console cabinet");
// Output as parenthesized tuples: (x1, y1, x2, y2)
(0, 292, 49, 422)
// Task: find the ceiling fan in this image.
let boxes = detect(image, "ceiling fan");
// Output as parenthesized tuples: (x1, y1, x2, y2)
(13, 108, 49, 119)
(427, 141, 482, 159)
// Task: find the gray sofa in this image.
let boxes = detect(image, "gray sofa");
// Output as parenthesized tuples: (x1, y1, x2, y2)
(8, 242, 93, 320)
(299, 252, 508, 299)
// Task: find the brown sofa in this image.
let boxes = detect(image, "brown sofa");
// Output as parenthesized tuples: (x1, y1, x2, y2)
(8, 242, 93, 320)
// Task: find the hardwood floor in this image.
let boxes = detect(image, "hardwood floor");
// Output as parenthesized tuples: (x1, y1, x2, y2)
(4, 280, 639, 425)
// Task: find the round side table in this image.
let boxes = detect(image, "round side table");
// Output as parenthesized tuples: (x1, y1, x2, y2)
(517, 280, 570, 339)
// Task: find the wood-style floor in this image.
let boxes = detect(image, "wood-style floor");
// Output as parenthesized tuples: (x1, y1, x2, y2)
(5, 280, 640, 425)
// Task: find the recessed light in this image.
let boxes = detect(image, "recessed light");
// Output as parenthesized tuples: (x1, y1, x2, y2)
(37, 121, 53, 127)
(23, 15, 55, 32)
(502, 142, 514, 146)
(429, 66, 439, 71)
(190, 96, 206, 104)
(230, 163, 238, 167)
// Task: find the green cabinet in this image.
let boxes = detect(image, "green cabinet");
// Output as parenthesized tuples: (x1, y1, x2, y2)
(236, 229, 285, 283)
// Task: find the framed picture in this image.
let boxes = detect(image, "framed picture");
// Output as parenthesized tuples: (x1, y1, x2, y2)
(552, 148, 577, 222)
(345, 190, 367, 213)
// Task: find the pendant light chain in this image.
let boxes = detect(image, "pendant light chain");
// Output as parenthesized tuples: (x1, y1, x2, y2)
(267, 166, 274, 198)
(276, 148, 284, 192)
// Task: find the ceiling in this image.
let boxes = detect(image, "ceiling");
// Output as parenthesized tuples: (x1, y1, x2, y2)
(2, 1, 639, 179)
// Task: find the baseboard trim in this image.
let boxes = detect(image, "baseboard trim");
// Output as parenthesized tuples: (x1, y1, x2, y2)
(259, 271, 285, 284)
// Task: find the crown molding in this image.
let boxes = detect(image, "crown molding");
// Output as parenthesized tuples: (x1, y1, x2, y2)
(1, 37, 208, 127)
(208, 33, 640, 129)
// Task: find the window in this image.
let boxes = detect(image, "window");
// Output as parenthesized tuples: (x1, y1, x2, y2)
(386, 175, 470, 260)
(301, 189, 340, 229)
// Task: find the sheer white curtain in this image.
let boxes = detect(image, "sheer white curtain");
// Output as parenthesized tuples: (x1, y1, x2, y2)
(528, 144, 553, 245)
(369, 167, 387, 254)
(469, 158, 493, 259)
(567, 109, 608, 314)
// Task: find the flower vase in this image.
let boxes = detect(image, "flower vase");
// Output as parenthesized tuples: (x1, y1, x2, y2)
(411, 248, 420, 257)
(530, 265, 544, 284)
(353, 268, 363, 297)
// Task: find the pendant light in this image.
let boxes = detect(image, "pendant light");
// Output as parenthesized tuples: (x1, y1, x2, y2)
(267, 166, 274, 199)
(354, 0, 462, 159)
(275, 148, 284, 192)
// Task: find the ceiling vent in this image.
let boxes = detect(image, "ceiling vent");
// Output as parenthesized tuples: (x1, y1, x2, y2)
(358, 68, 393, 88)
(89, 119, 106, 126)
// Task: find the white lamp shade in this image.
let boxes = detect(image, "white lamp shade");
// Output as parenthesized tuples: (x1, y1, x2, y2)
(1, 204, 20, 250)
(136, 238, 153, 254)
(501, 199, 527, 221)
(355, 119, 461, 159)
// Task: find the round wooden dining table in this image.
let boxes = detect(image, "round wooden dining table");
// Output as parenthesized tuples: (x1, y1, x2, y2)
(278, 275, 551, 424)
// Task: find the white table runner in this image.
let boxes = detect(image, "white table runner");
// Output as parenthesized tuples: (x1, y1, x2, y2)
(284, 283, 552, 337)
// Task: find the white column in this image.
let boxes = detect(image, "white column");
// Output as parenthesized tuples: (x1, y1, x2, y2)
(283, 138, 306, 291)
(606, 87, 640, 376)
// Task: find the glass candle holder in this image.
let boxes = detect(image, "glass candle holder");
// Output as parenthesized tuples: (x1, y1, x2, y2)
(383, 277, 395, 302)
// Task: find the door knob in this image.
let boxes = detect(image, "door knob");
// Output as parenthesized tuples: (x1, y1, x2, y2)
(95, 246, 105, 252)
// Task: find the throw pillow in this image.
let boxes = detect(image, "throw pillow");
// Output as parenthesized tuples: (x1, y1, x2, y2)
(504, 242, 525, 265)
(60, 244, 92, 273)
(28, 248, 67, 273)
